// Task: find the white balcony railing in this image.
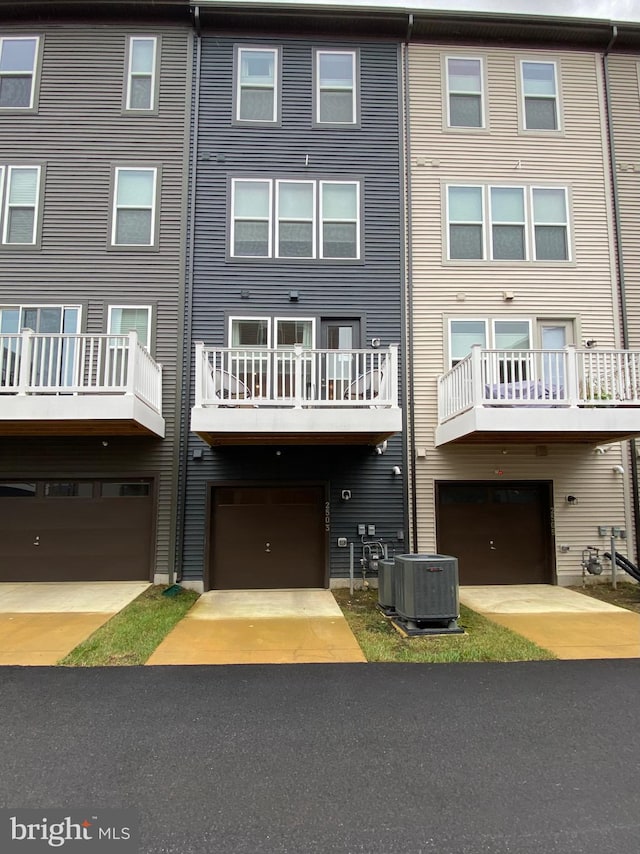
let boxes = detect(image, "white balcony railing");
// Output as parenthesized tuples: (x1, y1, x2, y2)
(0, 329, 163, 415)
(194, 343, 399, 409)
(438, 345, 640, 423)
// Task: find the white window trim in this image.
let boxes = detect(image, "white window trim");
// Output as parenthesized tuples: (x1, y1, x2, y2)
(274, 316, 317, 348)
(445, 55, 485, 130)
(111, 166, 157, 247)
(491, 318, 533, 349)
(0, 303, 82, 332)
(488, 185, 528, 262)
(236, 46, 278, 124)
(2, 165, 40, 246)
(530, 185, 570, 262)
(230, 178, 273, 259)
(125, 36, 158, 112)
(446, 183, 571, 263)
(315, 49, 357, 125)
(448, 317, 488, 368)
(519, 59, 560, 132)
(275, 179, 316, 259)
(0, 36, 39, 111)
(107, 305, 152, 350)
(228, 316, 273, 349)
(446, 184, 486, 261)
(319, 180, 361, 260)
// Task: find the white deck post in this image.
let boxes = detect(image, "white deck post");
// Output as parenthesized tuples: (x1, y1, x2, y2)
(293, 345, 303, 409)
(565, 345, 579, 407)
(389, 344, 399, 407)
(125, 330, 137, 397)
(17, 328, 34, 396)
(471, 345, 484, 406)
(194, 342, 204, 408)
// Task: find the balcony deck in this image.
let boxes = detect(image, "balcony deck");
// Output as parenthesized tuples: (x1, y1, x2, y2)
(436, 346, 640, 446)
(0, 330, 164, 438)
(191, 343, 401, 446)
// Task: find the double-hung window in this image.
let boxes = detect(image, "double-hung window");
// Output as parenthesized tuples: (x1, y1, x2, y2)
(315, 50, 357, 125)
(446, 57, 484, 128)
(112, 167, 157, 247)
(235, 47, 278, 123)
(520, 61, 559, 131)
(449, 318, 532, 382)
(108, 306, 151, 349)
(0, 36, 39, 110)
(2, 166, 40, 245)
(125, 37, 158, 111)
(231, 178, 361, 260)
(447, 184, 569, 262)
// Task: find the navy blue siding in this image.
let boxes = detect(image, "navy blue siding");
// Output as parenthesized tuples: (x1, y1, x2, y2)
(182, 35, 404, 584)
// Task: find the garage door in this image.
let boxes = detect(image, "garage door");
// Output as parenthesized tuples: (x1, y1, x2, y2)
(0, 479, 153, 582)
(436, 481, 553, 585)
(210, 485, 326, 589)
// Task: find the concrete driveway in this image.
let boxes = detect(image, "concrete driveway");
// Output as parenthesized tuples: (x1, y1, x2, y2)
(147, 588, 366, 664)
(460, 584, 640, 659)
(0, 582, 150, 665)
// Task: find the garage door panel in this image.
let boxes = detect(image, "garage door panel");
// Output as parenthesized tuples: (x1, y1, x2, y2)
(211, 486, 326, 590)
(0, 480, 153, 582)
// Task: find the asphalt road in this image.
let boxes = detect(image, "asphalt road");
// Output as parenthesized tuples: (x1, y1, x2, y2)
(1, 661, 639, 853)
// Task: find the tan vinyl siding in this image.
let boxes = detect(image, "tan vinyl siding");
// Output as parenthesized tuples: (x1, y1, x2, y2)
(0, 23, 191, 578)
(407, 44, 630, 582)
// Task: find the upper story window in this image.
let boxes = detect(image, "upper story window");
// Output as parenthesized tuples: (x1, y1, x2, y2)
(108, 305, 151, 349)
(111, 167, 158, 248)
(315, 50, 357, 125)
(520, 61, 559, 131)
(446, 184, 570, 262)
(125, 37, 158, 112)
(1, 165, 41, 246)
(446, 57, 485, 129)
(0, 37, 39, 110)
(230, 177, 361, 261)
(235, 46, 279, 124)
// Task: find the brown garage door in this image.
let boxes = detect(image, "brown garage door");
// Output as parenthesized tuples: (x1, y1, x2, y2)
(210, 485, 326, 589)
(0, 479, 153, 582)
(436, 481, 553, 585)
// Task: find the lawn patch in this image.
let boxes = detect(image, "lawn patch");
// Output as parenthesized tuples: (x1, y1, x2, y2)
(58, 585, 199, 666)
(569, 581, 640, 615)
(333, 588, 556, 663)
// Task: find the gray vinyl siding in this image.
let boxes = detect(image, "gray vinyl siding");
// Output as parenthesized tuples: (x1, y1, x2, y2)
(0, 22, 192, 578)
(182, 35, 405, 583)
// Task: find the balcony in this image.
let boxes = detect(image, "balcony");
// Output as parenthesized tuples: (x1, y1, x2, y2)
(0, 330, 164, 437)
(191, 343, 401, 446)
(436, 345, 640, 446)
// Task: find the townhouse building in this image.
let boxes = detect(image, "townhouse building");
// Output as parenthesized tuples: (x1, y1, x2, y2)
(404, 14, 640, 586)
(178, 4, 406, 591)
(0, 0, 191, 583)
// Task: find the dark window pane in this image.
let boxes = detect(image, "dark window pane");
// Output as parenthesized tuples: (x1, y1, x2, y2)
(0, 76, 32, 107)
(278, 222, 313, 257)
(115, 209, 152, 245)
(7, 208, 34, 243)
(440, 485, 487, 504)
(322, 222, 357, 258)
(130, 76, 152, 110)
(0, 482, 36, 497)
(101, 482, 150, 497)
(492, 488, 538, 504)
(535, 225, 567, 260)
(44, 482, 93, 498)
(450, 224, 483, 259)
(319, 91, 353, 123)
(492, 225, 525, 260)
(449, 94, 482, 127)
(239, 89, 274, 122)
(525, 97, 557, 130)
(234, 221, 269, 256)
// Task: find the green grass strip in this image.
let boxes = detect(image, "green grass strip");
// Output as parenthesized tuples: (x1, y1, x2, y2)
(58, 585, 199, 667)
(334, 588, 556, 663)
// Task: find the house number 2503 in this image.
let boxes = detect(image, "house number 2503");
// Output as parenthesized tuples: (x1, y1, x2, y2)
(325, 502, 330, 532)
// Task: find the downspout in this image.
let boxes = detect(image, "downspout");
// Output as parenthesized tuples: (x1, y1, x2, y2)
(403, 13, 419, 553)
(602, 26, 640, 562)
(175, 4, 202, 581)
